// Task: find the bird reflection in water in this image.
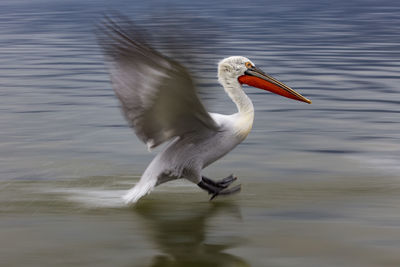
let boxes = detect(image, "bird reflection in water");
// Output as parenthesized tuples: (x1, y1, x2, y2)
(134, 200, 249, 267)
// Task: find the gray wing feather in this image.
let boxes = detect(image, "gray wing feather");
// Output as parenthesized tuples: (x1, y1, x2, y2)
(98, 17, 218, 149)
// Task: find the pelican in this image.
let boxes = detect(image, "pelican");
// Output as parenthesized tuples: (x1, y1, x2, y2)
(98, 19, 311, 204)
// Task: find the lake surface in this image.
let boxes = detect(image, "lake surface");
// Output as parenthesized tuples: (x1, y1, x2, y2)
(1, 0, 400, 266)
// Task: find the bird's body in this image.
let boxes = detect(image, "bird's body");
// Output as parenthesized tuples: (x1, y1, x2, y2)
(123, 111, 251, 203)
(98, 18, 311, 204)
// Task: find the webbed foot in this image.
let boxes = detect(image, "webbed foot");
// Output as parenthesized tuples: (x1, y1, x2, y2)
(197, 175, 241, 200)
(202, 174, 237, 189)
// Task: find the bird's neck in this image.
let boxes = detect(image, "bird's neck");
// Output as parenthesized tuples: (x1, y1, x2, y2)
(223, 79, 254, 115)
(222, 79, 254, 138)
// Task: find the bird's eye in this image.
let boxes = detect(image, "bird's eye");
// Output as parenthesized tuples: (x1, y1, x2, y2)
(245, 62, 253, 68)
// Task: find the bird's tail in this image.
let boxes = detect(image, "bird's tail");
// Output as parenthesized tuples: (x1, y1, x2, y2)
(122, 175, 157, 204)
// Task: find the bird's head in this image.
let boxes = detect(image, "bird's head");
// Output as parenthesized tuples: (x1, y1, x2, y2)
(218, 56, 311, 104)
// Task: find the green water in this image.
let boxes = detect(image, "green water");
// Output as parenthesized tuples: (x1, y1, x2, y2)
(1, 0, 400, 266)
(2, 173, 400, 266)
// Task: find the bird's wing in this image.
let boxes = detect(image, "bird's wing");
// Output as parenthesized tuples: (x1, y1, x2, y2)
(98, 17, 218, 149)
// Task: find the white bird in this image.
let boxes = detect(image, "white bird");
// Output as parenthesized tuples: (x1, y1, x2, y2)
(98, 18, 311, 204)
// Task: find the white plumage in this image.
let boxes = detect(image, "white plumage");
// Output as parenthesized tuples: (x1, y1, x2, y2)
(98, 18, 311, 204)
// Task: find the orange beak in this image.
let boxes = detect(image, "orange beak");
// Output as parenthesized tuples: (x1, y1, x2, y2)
(238, 67, 311, 104)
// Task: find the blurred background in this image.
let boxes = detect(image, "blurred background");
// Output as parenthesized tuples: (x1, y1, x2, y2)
(1, 0, 400, 266)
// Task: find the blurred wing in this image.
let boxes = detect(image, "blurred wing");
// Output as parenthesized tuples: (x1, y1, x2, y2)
(98, 17, 218, 149)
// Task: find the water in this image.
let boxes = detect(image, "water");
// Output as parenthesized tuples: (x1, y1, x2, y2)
(1, 0, 400, 266)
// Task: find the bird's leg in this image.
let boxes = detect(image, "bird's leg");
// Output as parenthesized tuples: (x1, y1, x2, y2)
(202, 174, 237, 189)
(197, 175, 241, 200)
